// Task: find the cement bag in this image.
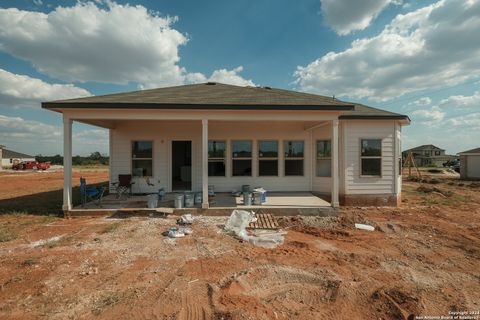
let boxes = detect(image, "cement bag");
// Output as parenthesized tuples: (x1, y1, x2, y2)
(224, 210, 255, 240)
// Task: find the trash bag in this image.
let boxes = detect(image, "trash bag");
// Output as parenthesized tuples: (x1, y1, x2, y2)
(224, 210, 255, 240)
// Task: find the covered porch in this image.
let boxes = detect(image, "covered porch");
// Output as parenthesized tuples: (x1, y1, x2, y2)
(61, 115, 341, 216)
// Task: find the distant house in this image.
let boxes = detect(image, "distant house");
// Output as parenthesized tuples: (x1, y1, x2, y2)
(0, 145, 3, 171)
(402, 144, 456, 167)
(1, 147, 36, 168)
(458, 148, 480, 180)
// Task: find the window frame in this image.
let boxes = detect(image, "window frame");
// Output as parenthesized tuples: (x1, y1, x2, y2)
(231, 140, 253, 177)
(208, 140, 226, 177)
(316, 139, 331, 177)
(131, 140, 153, 177)
(258, 140, 279, 177)
(283, 140, 305, 176)
(360, 138, 382, 177)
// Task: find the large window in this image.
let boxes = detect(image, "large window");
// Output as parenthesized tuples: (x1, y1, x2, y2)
(284, 140, 304, 176)
(258, 140, 278, 176)
(361, 139, 382, 176)
(208, 140, 226, 176)
(132, 141, 153, 177)
(316, 140, 331, 177)
(232, 140, 252, 176)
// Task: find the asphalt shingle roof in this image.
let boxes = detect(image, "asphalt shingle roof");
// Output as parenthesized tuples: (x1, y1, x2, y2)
(459, 147, 480, 154)
(42, 82, 409, 120)
(2, 148, 34, 159)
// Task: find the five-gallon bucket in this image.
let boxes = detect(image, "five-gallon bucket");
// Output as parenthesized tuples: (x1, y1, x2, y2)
(252, 191, 263, 205)
(243, 192, 252, 206)
(194, 192, 202, 204)
(184, 192, 194, 208)
(147, 194, 158, 208)
(174, 194, 184, 209)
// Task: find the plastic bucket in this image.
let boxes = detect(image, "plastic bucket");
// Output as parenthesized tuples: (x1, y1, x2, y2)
(174, 194, 184, 209)
(147, 194, 159, 208)
(194, 192, 202, 204)
(184, 193, 194, 208)
(243, 192, 252, 206)
(253, 191, 263, 205)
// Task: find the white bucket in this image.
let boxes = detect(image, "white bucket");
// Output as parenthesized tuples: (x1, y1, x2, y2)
(147, 194, 158, 208)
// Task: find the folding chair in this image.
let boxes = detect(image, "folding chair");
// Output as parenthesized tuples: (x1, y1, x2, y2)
(111, 174, 135, 199)
(80, 177, 105, 207)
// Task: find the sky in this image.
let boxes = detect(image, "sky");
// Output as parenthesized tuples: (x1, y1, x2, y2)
(0, 0, 479, 156)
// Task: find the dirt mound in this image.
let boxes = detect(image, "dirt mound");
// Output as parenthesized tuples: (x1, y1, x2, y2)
(212, 265, 340, 318)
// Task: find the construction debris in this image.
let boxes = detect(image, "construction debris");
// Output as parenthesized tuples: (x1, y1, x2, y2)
(247, 213, 279, 230)
(355, 223, 375, 232)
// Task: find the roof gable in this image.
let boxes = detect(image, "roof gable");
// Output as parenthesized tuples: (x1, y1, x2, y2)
(459, 147, 480, 154)
(2, 149, 35, 159)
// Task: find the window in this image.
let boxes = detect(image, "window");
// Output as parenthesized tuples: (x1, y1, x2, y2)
(232, 141, 252, 176)
(435, 151, 440, 156)
(208, 140, 226, 176)
(132, 141, 153, 177)
(316, 140, 331, 177)
(361, 139, 382, 176)
(284, 141, 304, 176)
(258, 140, 278, 176)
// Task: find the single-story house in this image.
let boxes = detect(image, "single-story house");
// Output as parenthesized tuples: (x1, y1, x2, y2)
(402, 144, 456, 167)
(1, 147, 36, 168)
(42, 82, 410, 212)
(458, 148, 480, 180)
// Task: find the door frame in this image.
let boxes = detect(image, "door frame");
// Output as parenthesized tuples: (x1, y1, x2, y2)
(168, 139, 194, 192)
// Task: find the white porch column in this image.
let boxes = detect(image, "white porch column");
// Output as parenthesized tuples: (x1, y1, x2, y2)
(331, 119, 340, 208)
(201, 119, 209, 209)
(63, 116, 73, 212)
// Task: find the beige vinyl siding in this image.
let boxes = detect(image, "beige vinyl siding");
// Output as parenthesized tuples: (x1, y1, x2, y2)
(209, 121, 312, 192)
(466, 155, 480, 179)
(344, 121, 395, 195)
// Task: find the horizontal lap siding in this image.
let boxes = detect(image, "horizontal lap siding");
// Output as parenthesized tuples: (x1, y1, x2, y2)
(344, 121, 395, 195)
(209, 121, 312, 192)
(110, 121, 201, 194)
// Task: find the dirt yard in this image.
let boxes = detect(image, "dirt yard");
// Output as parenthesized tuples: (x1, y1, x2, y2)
(0, 172, 479, 319)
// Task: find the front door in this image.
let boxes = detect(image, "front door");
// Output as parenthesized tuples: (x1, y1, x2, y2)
(171, 141, 192, 191)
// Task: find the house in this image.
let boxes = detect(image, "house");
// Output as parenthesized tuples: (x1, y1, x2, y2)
(458, 148, 480, 180)
(0, 145, 3, 171)
(1, 147, 36, 168)
(402, 144, 456, 167)
(42, 82, 410, 213)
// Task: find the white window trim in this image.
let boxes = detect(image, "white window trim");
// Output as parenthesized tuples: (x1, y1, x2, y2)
(231, 140, 253, 177)
(316, 139, 331, 177)
(360, 138, 382, 178)
(258, 140, 279, 177)
(283, 140, 305, 177)
(208, 140, 226, 177)
(131, 140, 154, 177)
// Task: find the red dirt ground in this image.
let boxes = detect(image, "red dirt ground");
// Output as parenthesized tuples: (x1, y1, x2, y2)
(0, 172, 479, 319)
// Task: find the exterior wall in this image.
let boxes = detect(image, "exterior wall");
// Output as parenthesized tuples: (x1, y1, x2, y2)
(0, 147, 2, 170)
(342, 121, 398, 201)
(109, 117, 403, 206)
(209, 121, 314, 192)
(461, 154, 480, 180)
(110, 121, 202, 194)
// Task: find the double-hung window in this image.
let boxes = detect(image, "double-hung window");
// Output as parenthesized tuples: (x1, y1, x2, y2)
(132, 141, 153, 177)
(232, 140, 252, 176)
(361, 139, 382, 176)
(316, 140, 331, 177)
(284, 141, 304, 176)
(258, 140, 278, 176)
(208, 140, 226, 176)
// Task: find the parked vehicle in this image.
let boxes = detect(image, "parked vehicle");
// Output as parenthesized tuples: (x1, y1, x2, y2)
(12, 161, 50, 171)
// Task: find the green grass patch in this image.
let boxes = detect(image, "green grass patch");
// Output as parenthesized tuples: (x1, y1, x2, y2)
(22, 258, 36, 266)
(0, 227, 17, 242)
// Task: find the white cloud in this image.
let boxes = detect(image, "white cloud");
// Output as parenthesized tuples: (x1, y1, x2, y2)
(184, 66, 255, 87)
(0, 69, 90, 108)
(0, 115, 108, 155)
(412, 106, 445, 125)
(445, 112, 480, 128)
(438, 91, 480, 109)
(411, 97, 431, 106)
(0, 2, 187, 87)
(296, 0, 480, 101)
(320, 0, 400, 35)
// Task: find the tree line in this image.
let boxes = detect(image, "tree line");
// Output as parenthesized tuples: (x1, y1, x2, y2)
(36, 152, 109, 166)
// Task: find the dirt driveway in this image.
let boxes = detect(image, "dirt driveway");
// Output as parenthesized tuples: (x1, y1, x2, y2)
(0, 175, 479, 319)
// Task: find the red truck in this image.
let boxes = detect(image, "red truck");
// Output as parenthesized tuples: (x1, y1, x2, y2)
(12, 161, 50, 171)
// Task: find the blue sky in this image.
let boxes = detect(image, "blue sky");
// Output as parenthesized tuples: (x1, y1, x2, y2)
(0, 0, 479, 156)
